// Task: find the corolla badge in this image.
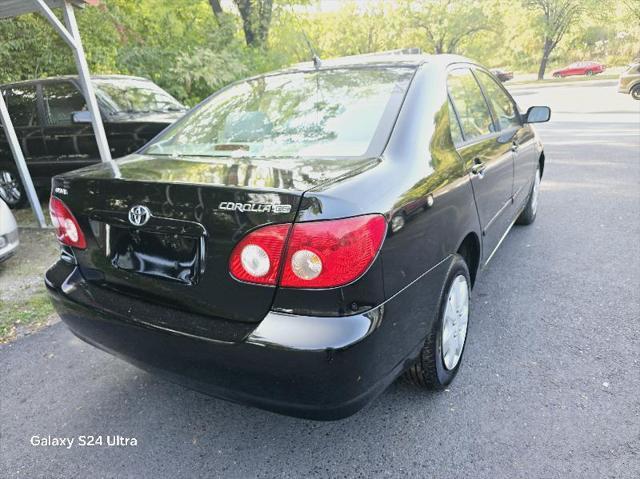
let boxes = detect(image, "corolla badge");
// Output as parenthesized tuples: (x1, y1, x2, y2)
(218, 202, 292, 214)
(128, 205, 151, 226)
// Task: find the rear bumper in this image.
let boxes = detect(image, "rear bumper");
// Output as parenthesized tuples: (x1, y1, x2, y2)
(618, 82, 638, 94)
(0, 229, 19, 262)
(45, 259, 429, 420)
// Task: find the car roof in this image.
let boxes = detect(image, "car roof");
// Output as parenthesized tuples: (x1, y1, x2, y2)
(286, 52, 474, 71)
(250, 53, 476, 82)
(1, 74, 150, 89)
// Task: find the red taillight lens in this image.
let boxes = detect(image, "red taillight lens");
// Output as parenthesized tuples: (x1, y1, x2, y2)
(229, 223, 291, 285)
(281, 214, 386, 288)
(229, 215, 387, 288)
(49, 196, 87, 249)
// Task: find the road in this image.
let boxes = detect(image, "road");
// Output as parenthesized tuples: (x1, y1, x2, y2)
(1, 80, 639, 479)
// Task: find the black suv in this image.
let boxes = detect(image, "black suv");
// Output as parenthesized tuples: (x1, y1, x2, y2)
(0, 75, 186, 207)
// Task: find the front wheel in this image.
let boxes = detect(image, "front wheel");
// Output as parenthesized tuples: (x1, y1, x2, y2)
(516, 165, 541, 225)
(586, 70, 595, 76)
(0, 169, 26, 209)
(631, 85, 640, 101)
(405, 255, 471, 389)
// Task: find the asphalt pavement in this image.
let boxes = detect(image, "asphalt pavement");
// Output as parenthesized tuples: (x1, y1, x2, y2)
(1, 79, 639, 478)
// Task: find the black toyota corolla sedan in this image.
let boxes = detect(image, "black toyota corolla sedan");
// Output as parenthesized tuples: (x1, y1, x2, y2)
(45, 53, 550, 420)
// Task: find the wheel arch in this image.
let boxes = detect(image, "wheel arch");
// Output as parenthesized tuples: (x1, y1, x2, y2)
(456, 232, 481, 288)
(539, 151, 545, 178)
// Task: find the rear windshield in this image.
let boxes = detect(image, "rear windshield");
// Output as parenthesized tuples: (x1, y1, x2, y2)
(143, 67, 414, 159)
(94, 78, 185, 115)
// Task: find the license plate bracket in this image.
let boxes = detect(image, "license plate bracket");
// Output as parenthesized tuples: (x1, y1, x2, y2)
(109, 226, 202, 285)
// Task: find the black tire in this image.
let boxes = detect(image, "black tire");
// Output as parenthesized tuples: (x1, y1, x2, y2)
(405, 254, 471, 389)
(586, 70, 595, 76)
(0, 169, 27, 209)
(516, 165, 541, 225)
(553, 73, 561, 79)
(631, 85, 640, 101)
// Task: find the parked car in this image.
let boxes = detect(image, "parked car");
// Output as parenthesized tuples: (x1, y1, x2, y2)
(618, 62, 640, 100)
(490, 68, 514, 82)
(45, 53, 550, 420)
(552, 61, 606, 78)
(0, 75, 186, 208)
(0, 198, 19, 261)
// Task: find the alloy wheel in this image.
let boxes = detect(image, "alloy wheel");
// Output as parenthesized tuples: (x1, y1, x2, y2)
(0, 170, 22, 206)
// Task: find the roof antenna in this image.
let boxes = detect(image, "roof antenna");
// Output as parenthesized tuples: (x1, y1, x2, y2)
(288, 6, 322, 69)
(302, 31, 322, 70)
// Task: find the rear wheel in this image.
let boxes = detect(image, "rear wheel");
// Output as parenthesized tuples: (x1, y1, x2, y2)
(631, 85, 640, 100)
(553, 73, 561, 79)
(0, 169, 26, 209)
(516, 165, 541, 225)
(405, 255, 471, 389)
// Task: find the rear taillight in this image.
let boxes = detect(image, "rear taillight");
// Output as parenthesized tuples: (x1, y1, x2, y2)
(49, 196, 87, 249)
(228, 215, 386, 289)
(229, 223, 290, 285)
(281, 215, 386, 288)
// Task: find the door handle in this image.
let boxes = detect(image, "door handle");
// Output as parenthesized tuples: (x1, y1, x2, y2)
(511, 141, 520, 152)
(471, 158, 486, 177)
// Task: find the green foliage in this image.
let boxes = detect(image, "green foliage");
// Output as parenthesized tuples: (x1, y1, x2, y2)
(0, 0, 638, 102)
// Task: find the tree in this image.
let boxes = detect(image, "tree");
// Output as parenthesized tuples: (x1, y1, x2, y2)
(524, 0, 587, 79)
(206, 0, 274, 47)
(407, 0, 496, 54)
(208, 0, 224, 24)
(622, 0, 640, 21)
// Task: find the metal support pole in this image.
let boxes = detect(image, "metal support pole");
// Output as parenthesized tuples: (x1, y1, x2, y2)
(61, 0, 112, 163)
(34, 0, 77, 49)
(0, 93, 47, 227)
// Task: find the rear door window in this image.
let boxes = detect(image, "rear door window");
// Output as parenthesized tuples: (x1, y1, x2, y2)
(474, 70, 521, 131)
(447, 68, 494, 142)
(42, 81, 86, 126)
(5, 85, 39, 127)
(448, 99, 464, 145)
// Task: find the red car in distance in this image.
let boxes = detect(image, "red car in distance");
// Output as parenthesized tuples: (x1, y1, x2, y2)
(552, 61, 606, 78)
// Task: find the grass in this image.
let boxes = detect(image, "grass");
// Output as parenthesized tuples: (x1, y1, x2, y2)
(0, 290, 54, 343)
(0, 217, 61, 343)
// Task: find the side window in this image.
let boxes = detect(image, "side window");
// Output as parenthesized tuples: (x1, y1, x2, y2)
(6, 85, 39, 127)
(447, 68, 494, 142)
(474, 70, 521, 131)
(448, 99, 464, 145)
(42, 82, 86, 126)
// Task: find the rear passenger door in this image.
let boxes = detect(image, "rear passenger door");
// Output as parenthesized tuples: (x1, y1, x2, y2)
(41, 81, 99, 173)
(447, 67, 515, 262)
(474, 69, 536, 208)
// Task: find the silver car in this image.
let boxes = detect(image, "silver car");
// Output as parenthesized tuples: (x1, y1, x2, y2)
(0, 198, 19, 261)
(618, 62, 640, 100)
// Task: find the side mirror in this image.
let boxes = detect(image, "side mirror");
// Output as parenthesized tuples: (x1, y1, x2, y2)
(523, 106, 551, 124)
(71, 111, 92, 124)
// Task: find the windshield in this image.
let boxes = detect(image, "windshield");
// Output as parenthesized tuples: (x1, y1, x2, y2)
(94, 78, 185, 114)
(143, 67, 414, 159)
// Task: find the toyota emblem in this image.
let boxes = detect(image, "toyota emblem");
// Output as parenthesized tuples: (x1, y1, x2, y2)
(128, 205, 151, 226)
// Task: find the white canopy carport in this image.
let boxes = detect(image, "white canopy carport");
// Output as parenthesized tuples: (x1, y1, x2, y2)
(0, 0, 111, 227)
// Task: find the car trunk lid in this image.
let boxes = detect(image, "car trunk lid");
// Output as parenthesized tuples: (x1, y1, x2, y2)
(52, 154, 379, 326)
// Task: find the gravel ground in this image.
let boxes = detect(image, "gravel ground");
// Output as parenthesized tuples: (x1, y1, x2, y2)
(0, 80, 638, 478)
(0, 211, 60, 341)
